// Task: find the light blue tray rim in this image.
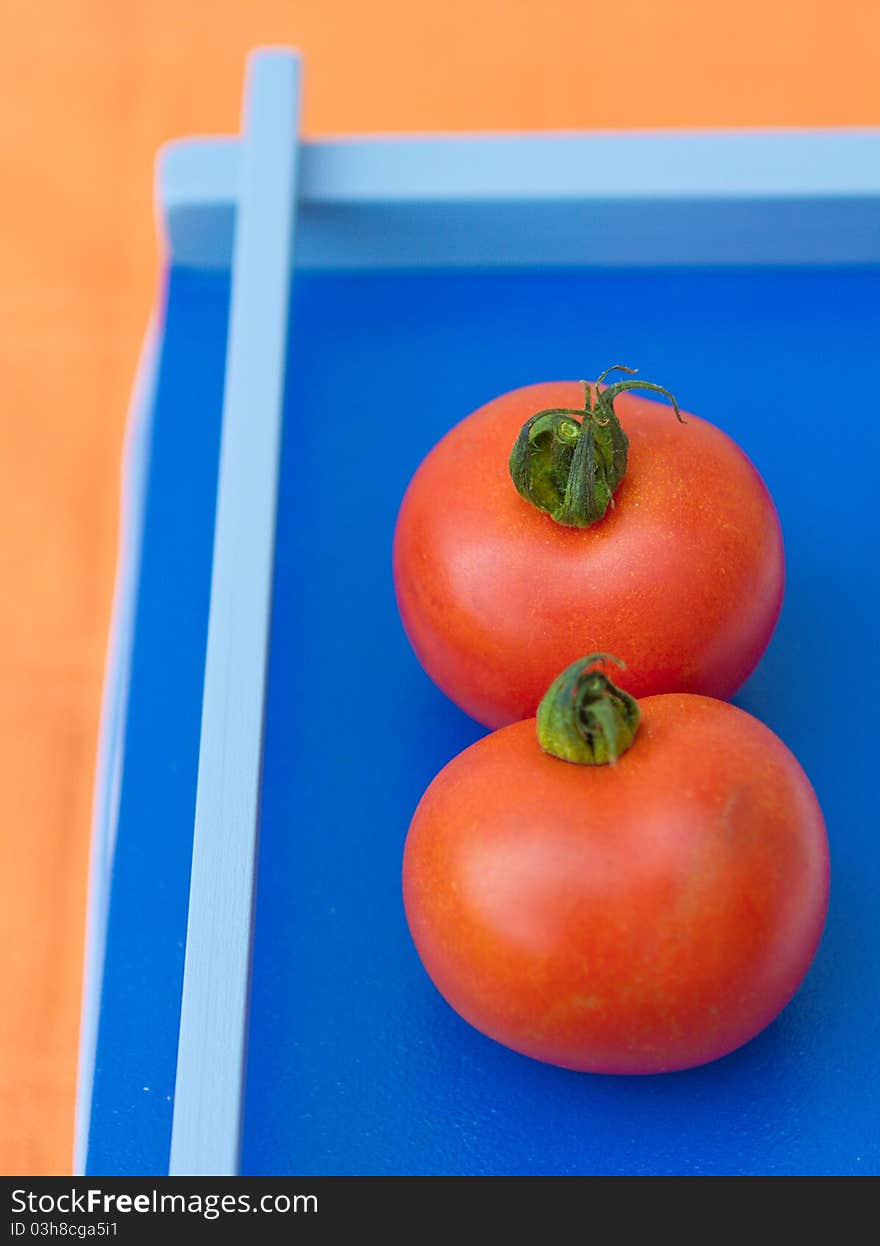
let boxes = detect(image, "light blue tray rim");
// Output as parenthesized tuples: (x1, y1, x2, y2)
(161, 122, 880, 269)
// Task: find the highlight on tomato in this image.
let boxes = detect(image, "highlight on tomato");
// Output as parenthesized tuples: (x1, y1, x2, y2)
(393, 369, 784, 729)
(402, 655, 829, 1075)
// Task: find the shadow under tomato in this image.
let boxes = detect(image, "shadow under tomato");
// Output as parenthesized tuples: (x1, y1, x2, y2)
(405, 945, 837, 1176)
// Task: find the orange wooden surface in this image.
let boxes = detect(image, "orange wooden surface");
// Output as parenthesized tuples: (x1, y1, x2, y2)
(1, 0, 878, 1176)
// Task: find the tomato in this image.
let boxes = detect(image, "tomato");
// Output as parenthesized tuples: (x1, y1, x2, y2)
(393, 378, 784, 729)
(402, 665, 828, 1074)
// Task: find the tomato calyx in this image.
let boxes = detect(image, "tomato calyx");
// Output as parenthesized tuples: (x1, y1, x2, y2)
(508, 367, 684, 528)
(536, 654, 641, 764)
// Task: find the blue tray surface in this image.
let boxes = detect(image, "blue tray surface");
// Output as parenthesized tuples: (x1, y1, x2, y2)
(244, 265, 879, 1176)
(91, 263, 880, 1175)
(88, 268, 230, 1174)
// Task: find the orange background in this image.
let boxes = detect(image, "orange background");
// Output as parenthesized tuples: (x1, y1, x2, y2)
(1, 0, 877, 1176)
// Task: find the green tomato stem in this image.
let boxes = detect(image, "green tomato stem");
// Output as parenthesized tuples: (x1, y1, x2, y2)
(536, 654, 641, 765)
(508, 367, 684, 528)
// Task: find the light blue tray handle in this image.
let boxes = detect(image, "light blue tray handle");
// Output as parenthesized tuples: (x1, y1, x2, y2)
(168, 48, 301, 1177)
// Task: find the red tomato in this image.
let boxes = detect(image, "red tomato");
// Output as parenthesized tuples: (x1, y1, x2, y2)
(393, 380, 784, 728)
(403, 693, 828, 1074)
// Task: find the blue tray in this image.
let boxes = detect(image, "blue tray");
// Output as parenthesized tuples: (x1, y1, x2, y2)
(76, 49, 880, 1176)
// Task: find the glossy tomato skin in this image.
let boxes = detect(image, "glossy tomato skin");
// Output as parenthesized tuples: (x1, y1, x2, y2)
(402, 695, 828, 1074)
(393, 382, 784, 728)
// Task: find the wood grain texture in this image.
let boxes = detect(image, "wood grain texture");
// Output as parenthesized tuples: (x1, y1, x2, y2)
(0, 0, 878, 1177)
